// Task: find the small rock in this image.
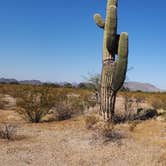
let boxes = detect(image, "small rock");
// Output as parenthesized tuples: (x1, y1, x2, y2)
(156, 116, 166, 122)
(157, 109, 166, 114)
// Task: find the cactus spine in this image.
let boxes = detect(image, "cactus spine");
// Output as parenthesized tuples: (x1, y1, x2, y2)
(94, 0, 128, 121)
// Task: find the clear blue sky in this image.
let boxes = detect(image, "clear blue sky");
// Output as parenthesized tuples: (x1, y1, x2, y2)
(0, 0, 166, 89)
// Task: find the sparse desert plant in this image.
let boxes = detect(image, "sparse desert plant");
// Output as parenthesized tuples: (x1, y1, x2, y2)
(123, 92, 133, 120)
(101, 122, 115, 138)
(0, 123, 17, 140)
(54, 103, 73, 121)
(151, 97, 166, 110)
(84, 73, 101, 104)
(67, 97, 85, 114)
(134, 95, 145, 111)
(134, 108, 158, 120)
(91, 121, 123, 142)
(16, 87, 55, 123)
(84, 114, 100, 129)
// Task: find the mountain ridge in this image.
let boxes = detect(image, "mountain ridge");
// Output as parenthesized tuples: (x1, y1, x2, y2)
(0, 78, 164, 92)
(124, 81, 161, 92)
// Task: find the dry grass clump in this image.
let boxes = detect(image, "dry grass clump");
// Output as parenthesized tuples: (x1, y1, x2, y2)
(84, 114, 100, 129)
(0, 123, 18, 140)
(151, 97, 166, 111)
(84, 114, 123, 142)
(100, 122, 115, 138)
(119, 91, 166, 110)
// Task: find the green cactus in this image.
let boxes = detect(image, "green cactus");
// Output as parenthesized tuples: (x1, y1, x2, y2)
(94, 0, 128, 121)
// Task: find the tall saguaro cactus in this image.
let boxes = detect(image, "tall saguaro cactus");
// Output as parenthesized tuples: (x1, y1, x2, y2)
(94, 0, 128, 121)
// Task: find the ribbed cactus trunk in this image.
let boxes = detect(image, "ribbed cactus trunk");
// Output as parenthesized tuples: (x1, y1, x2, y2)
(94, 0, 129, 121)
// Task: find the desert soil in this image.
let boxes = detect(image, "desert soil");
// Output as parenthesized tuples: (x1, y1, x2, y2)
(0, 109, 166, 166)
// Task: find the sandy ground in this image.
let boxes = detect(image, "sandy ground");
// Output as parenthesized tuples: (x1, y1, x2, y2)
(0, 109, 166, 166)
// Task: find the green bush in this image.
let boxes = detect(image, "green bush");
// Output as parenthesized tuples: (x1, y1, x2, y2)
(16, 87, 55, 123)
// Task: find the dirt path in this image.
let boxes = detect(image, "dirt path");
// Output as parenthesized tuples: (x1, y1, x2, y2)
(0, 110, 166, 166)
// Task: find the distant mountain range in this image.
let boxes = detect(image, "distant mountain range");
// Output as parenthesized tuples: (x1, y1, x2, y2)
(124, 82, 162, 92)
(0, 78, 42, 85)
(0, 78, 164, 92)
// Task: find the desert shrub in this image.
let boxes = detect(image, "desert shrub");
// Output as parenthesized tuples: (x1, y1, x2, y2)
(0, 123, 17, 140)
(134, 108, 158, 120)
(91, 121, 123, 142)
(84, 114, 123, 142)
(113, 114, 128, 124)
(123, 92, 133, 120)
(16, 87, 55, 123)
(114, 108, 157, 124)
(0, 84, 98, 119)
(151, 97, 166, 110)
(67, 97, 85, 114)
(54, 104, 73, 121)
(101, 122, 115, 138)
(84, 114, 99, 129)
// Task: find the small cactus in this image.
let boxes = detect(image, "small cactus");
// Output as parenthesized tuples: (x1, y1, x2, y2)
(94, 0, 129, 121)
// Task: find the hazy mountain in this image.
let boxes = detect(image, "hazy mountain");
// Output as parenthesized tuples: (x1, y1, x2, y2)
(0, 78, 18, 83)
(0, 78, 42, 85)
(0, 78, 163, 92)
(124, 82, 161, 92)
(19, 80, 42, 85)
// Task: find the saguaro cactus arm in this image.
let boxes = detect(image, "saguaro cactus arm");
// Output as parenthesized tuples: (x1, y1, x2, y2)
(94, 14, 105, 29)
(112, 32, 128, 91)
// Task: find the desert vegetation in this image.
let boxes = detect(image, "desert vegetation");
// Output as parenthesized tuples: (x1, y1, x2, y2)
(0, 83, 165, 165)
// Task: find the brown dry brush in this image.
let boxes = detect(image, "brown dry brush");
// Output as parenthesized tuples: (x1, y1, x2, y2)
(16, 86, 55, 123)
(0, 123, 18, 140)
(14, 84, 96, 123)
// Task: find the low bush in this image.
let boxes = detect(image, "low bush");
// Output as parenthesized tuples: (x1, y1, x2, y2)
(16, 87, 55, 123)
(134, 108, 158, 120)
(84, 114, 99, 129)
(0, 123, 17, 140)
(54, 104, 73, 121)
(151, 97, 166, 110)
(91, 121, 123, 143)
(101, 122, 115, 138)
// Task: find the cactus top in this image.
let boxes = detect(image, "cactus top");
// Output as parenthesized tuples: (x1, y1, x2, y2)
(107, 0, 118, 7)
(104, 0, 118, 62)
(94, 0, 119, 62)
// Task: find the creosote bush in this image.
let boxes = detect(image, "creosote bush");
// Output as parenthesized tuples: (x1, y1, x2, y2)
(16, 87, 55, 123)
(54, 104, 73, 121)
